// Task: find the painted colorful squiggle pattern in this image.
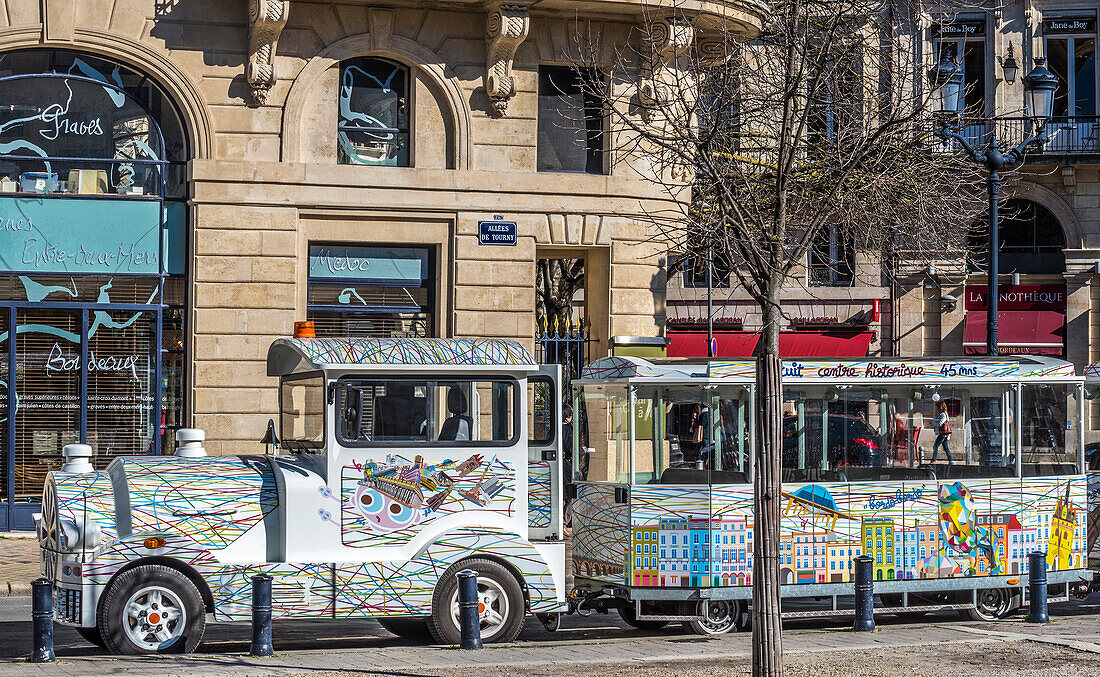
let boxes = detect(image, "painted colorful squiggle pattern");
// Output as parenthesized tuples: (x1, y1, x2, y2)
(277, 337, 535, 368)
(338, 455, 516, 548)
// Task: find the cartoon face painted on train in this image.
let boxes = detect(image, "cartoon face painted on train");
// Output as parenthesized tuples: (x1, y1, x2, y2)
(353, 483, 422, 533)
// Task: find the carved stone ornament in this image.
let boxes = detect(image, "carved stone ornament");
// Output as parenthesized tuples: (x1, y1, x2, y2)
(638, 18, 695, 119)
(485, 4, 531, 117)
(247, 0, 290, 106)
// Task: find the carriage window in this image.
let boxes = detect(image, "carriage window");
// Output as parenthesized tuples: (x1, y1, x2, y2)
(528, 376, 554, 444)
(1021, 383, 1078, 476)
(577, 385, 631, 483)
(335, 378, 516, 446)
(280, 374, 325, 450)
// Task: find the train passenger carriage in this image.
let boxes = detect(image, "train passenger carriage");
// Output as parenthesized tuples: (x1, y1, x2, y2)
(569, 355, 1095, 633)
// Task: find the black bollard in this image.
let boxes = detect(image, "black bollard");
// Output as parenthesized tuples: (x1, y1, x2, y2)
(30, 578, 54, 663)
(853, 555, 875, 632)
(250, 573, 274, 657)
(1027, 551, 1049, 624)
(457, 569, 482, 649)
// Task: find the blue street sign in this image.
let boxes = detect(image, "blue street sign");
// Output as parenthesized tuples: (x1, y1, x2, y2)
(478, 221, 517, 246)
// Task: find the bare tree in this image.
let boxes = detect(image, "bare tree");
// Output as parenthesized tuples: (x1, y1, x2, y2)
(573, 2, 985, 674)
(535, 258, 585, 330)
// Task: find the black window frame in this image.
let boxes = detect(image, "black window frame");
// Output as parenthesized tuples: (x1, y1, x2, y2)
(529, 374, 556, 445)
(334, 375, 522, 448)
(537, 64, 607, 174)
(337, 56, 411, 167)
(306, 242, 435, 339)
(278, 372, 327, 452)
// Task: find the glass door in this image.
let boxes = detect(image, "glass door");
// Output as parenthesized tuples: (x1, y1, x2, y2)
(1044, 31, 1096, 152)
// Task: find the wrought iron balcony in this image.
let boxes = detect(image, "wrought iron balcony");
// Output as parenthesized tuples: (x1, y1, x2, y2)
(938, 117, 1100, 159)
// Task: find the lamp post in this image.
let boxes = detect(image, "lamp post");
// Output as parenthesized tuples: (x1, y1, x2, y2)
(931, 55, 1058, 356)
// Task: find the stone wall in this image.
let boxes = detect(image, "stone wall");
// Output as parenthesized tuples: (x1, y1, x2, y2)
(0, 0, 700, 453)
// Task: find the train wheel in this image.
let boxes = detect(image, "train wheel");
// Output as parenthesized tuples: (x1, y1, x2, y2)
(98, 565, 205, 655)
(618, 603, 669, 630)
(960, 588, 1015, 621)
(429, 558, 525, 644)
(683, 599, 744, 635)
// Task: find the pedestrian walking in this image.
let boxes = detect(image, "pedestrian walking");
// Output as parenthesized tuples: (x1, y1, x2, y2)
(932, 401, 954, 464)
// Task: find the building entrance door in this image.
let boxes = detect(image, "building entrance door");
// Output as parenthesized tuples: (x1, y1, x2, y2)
(1, 297, 161, 530)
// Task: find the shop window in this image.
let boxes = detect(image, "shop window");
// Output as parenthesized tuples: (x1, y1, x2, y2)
(334, 377, 517, 446)
(306, 244, 432, 338)
(0, 49, 190, 199)
(0, 49, 191, 520)
(808, 225, 854, 286)
(968, 199, 1066, 274)
(338, 57, 410, 166)
(537, 65, 606, 174)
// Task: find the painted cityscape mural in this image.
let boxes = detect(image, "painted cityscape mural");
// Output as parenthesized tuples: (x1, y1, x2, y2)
(572, 478, 1089, 587)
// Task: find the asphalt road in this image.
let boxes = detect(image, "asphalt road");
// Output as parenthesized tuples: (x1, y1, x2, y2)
(1, 591, 1098, 659)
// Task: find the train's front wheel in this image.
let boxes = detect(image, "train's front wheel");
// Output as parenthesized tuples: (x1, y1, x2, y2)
(99, 565, 206, 654)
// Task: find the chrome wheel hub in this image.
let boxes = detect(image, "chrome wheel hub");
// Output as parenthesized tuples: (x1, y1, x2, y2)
(974, 588, 1011, 621)
(699, 600, 737, 633)
(448, 578, 510, 639)
(123, 586, 186, 650)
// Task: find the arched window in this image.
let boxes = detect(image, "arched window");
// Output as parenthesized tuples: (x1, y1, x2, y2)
(338, 57, 409, 166)
(968, 199, 1066, 274)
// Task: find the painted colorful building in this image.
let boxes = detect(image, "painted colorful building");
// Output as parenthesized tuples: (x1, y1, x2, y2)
(658, 518, 690, 587)
(862, 517, 895, 581)
(631, 525, 659, 586)
(894, 527, 920, 580)
(826, 539, 863, 583)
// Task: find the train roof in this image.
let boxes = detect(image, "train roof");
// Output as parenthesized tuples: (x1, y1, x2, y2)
(267, 337, 537, 376)
(578, 355, 1079, 385)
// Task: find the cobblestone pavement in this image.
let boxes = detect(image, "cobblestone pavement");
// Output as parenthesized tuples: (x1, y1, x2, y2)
(0, 592, 1094, 677)
(0, 535, 38, 596)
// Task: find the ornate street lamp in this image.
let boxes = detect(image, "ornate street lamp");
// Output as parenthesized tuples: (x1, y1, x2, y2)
(933, 58, 1055, 356)
(1001, 45, 1019, 86)
(930, 54, 963, 117)
(1022, 57, 1058, 121)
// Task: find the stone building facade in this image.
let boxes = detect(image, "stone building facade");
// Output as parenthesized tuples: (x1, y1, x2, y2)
(666, 2, 1100, 440)
(0, 0, 765, 528)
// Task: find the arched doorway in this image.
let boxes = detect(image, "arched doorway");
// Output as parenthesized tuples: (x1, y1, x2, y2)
(0, 50, 191, 529)
(963, 199, 1068, 358)
(968, 199, 1067, 275)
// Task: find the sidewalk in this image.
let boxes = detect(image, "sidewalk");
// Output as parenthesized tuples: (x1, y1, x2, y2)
(2, 612, 1098, 677)
(0, 535, 38, 597)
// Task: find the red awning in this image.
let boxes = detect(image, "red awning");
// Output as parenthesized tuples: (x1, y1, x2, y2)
(667, 331, 874, 358)
(779, 331, 874, 357)
(667, 331, 759, 357)
(963, 310, 1065, 356)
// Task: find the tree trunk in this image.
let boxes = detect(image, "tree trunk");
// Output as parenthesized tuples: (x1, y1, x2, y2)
(752, 298, 783, 676)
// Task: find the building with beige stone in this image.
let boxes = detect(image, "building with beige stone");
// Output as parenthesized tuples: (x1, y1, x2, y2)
(665, 2, 1100, 440)
(0, 0, 765, 529)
